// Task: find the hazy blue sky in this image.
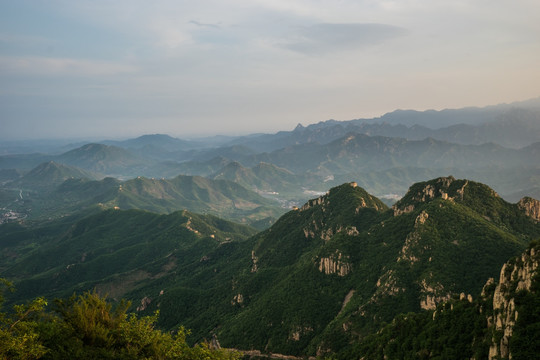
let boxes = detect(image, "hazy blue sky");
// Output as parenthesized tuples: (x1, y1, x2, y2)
(1, 0, 539, 139)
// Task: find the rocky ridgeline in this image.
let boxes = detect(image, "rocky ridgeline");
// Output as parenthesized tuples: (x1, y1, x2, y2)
(487, 245, 539, 359)
(393, 176, 469, 216)
(397, 210, 429, 265)
(298, 192, 330, 212)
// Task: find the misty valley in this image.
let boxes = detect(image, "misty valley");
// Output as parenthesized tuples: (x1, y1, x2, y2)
(1, 102, 540, 359)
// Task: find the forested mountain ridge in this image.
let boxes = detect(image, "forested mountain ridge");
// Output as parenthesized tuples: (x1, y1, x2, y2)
(1, 169, 285, 228)
(1, 173, 539, 358)
(0, 209, 258, 304)
(11, 161, 99, 190)
(207, 177, 539, 356)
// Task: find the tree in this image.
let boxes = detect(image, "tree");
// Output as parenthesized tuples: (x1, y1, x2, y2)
(1, 281, 239, 359)
(0, 278, 48, 360)
(42, 290, 239, 359)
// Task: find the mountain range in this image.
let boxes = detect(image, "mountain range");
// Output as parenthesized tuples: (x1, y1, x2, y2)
(2, 176, 539, 357)
(2, 133, 539, 210)
(1, 100, 540, 358)
(1, 161, 284, 228)
(2, 101, 539, 206)
(226, 100, 540, 151)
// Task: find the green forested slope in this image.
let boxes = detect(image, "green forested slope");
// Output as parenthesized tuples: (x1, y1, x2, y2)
(3, 173, 285, 228)
(341, 241, 540, 360)
(0, 209, 257, 305)
(1, 176, 539, 357)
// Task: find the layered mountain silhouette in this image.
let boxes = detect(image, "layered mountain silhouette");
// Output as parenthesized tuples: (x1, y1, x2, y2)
(16, 173, 284, 227)
(227, 102, 540, 151)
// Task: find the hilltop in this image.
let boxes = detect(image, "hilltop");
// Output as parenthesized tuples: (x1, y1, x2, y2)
(11, 161, 98, 190)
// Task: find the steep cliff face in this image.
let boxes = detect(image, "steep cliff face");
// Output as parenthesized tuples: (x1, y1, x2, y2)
(517, 196, 540, 222)
(318, 251, 351, 276)
(488, 244, 540, 359)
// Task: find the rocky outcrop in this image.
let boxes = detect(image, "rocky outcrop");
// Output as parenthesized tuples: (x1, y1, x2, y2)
(517, 197, 540, 222)
(339, 290, 355, 315)
(299, 194, 329, 212)
(488, 246, 539, 359)
(318, 251, 351, 276)
(393, 204, 415, 216)
(397, 211, 429, 264)
(251, 250, 259, 273)
(410, 176, 459, 202)
(185, 216, 200, 235)
(418, 278, 450, 310)
(373, 269, 405, 298)
(303, 219, 360, 241)
(232, 293, 244, 305)
(136, 296, 152, 311)
(398, 230, 421, 264)
(393, 176, 471, 216)
(289, 326, 313, 342)
(415, 210, 429, 225)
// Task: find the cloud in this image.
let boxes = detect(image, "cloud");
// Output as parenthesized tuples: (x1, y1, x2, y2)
(280, 23, 406, 54)
(1, 0, 539, 140)
(189, 20, 221, 30)
(0, 56, 138, 76)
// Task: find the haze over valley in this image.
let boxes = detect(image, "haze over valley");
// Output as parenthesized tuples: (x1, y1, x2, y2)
(2, 99, 540, 226)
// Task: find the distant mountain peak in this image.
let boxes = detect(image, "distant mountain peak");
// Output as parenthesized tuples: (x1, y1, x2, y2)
(14, 160, 96, 189)
(62, 143, 128, 158)
(80, 143, 109, 151)
(226, 161, 244, 169)
(29, 160, 66, 174)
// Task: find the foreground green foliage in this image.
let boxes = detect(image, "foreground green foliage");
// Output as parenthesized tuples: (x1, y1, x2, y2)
(0, 285, 239, 360)
(0, 279, 48, 359)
